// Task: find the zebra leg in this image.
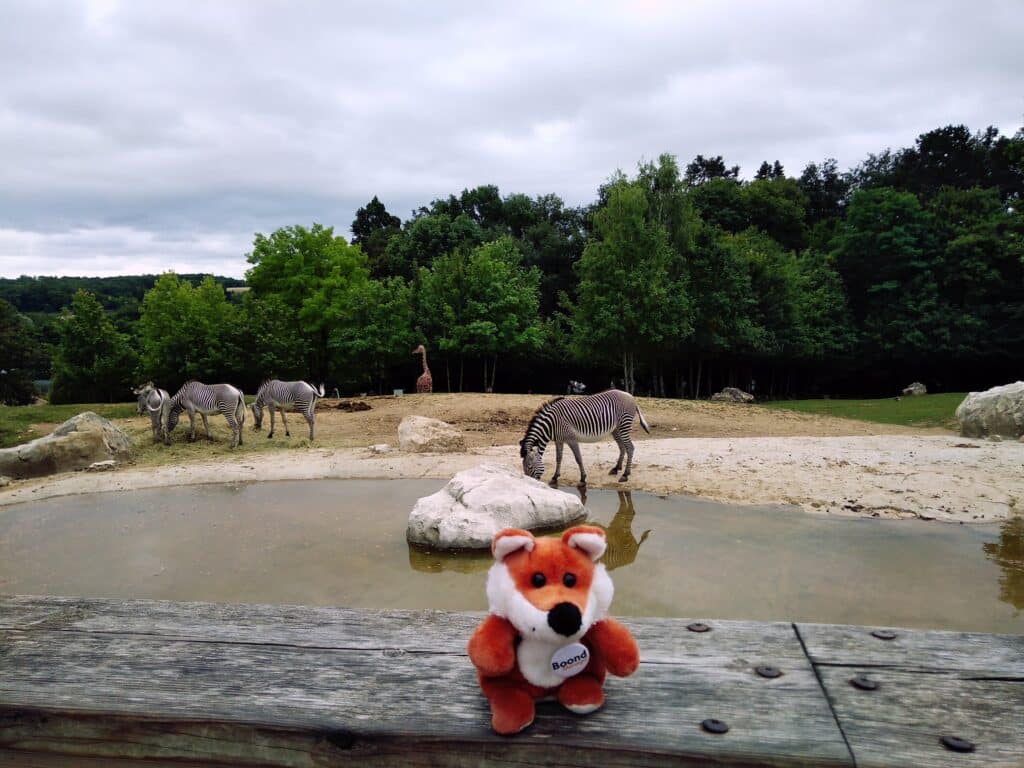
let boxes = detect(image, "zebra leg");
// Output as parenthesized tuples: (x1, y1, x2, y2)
(569, 441, 587, 488)
(306, 410, 315, 441)
(268, 404, 276, 438)
(619, 438, 636, 482)
(187, 408, 197, 442)
(200, 412, 212, 441)
(610, 435, 626, 474)
(550, 442, 564, 487)
(225, 412, 239, 449)
(279, 408, 291, 437)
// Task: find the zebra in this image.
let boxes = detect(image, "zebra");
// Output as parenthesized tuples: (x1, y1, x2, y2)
(166, 381, 246, 448)
(132, 382, 172, 445)
(520, 389, 650, 487)
(251, 379, 325, 440)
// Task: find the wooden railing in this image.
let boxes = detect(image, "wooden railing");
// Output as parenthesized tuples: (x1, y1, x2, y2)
(1, 595, 1021, 766)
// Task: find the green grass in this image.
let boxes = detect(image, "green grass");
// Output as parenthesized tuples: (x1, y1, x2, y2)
(0, 402, 139, 448)
(761, 392, 965, 430)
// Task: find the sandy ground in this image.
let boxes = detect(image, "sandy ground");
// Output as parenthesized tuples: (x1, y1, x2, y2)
(2, 393, 1021, 523)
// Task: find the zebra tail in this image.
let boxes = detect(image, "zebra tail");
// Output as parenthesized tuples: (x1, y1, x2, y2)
(636, 404, 650, 434)
(316, 382, 325, 397)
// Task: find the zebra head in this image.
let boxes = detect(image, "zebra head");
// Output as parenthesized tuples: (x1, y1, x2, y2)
(166, 401, 184, 433)
(520, 439, 544, 480)
(133, 382, 154, 415)
(251, 401, 264, 430)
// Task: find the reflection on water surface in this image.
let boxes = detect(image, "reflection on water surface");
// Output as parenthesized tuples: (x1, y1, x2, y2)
(1, 479, 1020, 632)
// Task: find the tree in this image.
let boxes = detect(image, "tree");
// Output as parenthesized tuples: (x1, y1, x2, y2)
(238, 292, 308, 385)
(0, 299, 40, 404)
(246, 224, 368, 380)
(684, 154, 740, 185)
(50, 290, 138, 403)
(351, 196, 401, 278)
(381, 213, 485, 280)
(572, 181, 690, 393)
(417, 237, 543, 391)
(137, 274, 240, 389)
(330, 277, 416, 392)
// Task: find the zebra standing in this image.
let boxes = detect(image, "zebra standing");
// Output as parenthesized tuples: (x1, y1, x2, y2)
(520, 389, 650, 487)
(133, 382, 172, 445)
(252, 379, 325, 440)
(166, 381, 246, 448)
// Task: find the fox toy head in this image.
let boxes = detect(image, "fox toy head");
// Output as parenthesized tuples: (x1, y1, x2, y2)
(486, 526, 614, 646)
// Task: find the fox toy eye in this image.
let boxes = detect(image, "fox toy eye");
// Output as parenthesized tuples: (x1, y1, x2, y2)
(563, 573, 577, 587)
(531, 572, 546, 588)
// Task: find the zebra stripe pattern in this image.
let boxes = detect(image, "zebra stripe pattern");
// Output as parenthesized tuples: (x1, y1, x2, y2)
(167, 381, 246, 448)
(133, 382, 171, 445)
(252, 379, 325, 440)
(520, 389, 650, 487)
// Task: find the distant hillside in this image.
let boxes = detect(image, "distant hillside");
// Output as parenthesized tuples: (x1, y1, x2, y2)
(0, 274, 246, 314)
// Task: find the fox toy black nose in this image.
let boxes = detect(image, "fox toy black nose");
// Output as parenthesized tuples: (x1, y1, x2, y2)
(547, 602, 582, 636)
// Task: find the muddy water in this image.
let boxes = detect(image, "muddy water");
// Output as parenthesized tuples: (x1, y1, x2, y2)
(0, 480, 1020, 632)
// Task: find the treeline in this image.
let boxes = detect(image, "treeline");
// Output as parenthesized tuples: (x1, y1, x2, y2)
(1, 123, 1021, 405)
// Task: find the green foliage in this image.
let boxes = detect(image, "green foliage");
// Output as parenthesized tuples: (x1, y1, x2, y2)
(137, 274, 240, 389)
(0, 299, 40, 404)
(50, 290, 138, 404)
(351, 196, 402, 277)
(417, 237, 543, 389)
(572, 180, 690, 390)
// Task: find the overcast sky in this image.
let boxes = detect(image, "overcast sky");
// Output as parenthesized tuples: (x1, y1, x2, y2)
(0, 0, 1021, 279)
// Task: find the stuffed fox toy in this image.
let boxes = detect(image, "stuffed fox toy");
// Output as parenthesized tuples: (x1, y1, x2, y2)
(467, 526, 640, 735)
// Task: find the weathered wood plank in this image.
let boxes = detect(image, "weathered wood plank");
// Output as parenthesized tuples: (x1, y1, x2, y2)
(0, 596, 851, 767)
(816, 668, 1024, 768)
(797, 622, 1024, 676)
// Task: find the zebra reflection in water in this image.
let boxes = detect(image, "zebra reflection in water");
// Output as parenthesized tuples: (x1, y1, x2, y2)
(580, 490, 652, 571)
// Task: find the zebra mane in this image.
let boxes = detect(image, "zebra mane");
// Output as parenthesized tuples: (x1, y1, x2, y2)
(520, 397, 565, 456)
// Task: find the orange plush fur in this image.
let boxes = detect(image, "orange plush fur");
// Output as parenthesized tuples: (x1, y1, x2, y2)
(467, 526, 640, 735)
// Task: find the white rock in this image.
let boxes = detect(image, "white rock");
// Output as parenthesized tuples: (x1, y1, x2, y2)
(407, 463, 586, 549)
(86, 459, 118, 472)
(0, 412, 132, 479)
(0, 475, 11, 487)
(398, 415, 466, 453)
(956, 382, 1024, 439)
(711, 387, 754, 403)
(902, 382, 927, 396)
(368, 443, 392, 454)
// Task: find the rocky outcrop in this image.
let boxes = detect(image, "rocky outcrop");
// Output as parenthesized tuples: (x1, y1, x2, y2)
(902, 382, 927, 396)
(0, 412, 132, 479)
(711, 387, 754, 403)
(956, 382, 1024, 439)
(407, 463, 586, 549)
(398, 415, 466, 453)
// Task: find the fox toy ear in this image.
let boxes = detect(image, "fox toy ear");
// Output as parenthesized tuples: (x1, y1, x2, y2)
(492, 529, 535, 561)
(562, 526, 607, 561)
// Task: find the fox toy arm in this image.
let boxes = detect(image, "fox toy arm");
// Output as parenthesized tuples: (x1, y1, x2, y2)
(468, 614, 519, 677)
(585, 618, 640, 677)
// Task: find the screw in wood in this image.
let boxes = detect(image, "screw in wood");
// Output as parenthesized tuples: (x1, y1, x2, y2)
(871, 629, 898, 640)
(755, 665, 782, 678)
(849, 675, 878, 691)
(687, 622, 711, 633)
(940, 736, 975, 753)
(701, 718, 729, 734)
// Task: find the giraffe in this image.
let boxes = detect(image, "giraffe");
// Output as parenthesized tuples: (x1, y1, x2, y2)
(413, 344, 433, 393)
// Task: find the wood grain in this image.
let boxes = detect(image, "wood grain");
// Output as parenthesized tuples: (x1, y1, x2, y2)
(1, 595, 1019, 767)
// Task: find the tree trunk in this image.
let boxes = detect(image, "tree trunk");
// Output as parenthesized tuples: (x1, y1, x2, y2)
(707, 360, 714, 398)
(445, 356, 451, 394)
(695, 358, 703, 399)
(482, 358, 488, 391)
(490, 356, 498, 391)
(458, 356, 464, 393)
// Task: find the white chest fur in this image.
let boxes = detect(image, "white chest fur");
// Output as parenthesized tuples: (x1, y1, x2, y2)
(517, 637, 579, 688)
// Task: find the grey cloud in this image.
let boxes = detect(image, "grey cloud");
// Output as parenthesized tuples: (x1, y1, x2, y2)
(0, 0, 1021, 277)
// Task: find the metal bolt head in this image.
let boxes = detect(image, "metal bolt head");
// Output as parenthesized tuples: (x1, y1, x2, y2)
(701, 718, 729, 734)
(687, 622, 711, 633)
(755, 665, 782, 679)
(850, 675, 878, 691)
(940, 736, 975, 753)
(871, 629, 898, 641)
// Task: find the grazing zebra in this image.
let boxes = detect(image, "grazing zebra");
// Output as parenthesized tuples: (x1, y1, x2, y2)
(166, 381, 246, 448)
(133, 382, 172, 444)
(251, 379, 325, 440)
(520, 389, 649, 487)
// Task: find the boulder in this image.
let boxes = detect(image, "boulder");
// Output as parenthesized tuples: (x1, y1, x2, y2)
(902, 382, 927, 396)
(956, 382, 1024, 439)
(398, 415, 466, 453)
(407, 463, 587, 549)
(711, 387, 754, 403)
(0, 412, 131, 479)
(368, 443, 392, 454)
(0, 475, 11, 488)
